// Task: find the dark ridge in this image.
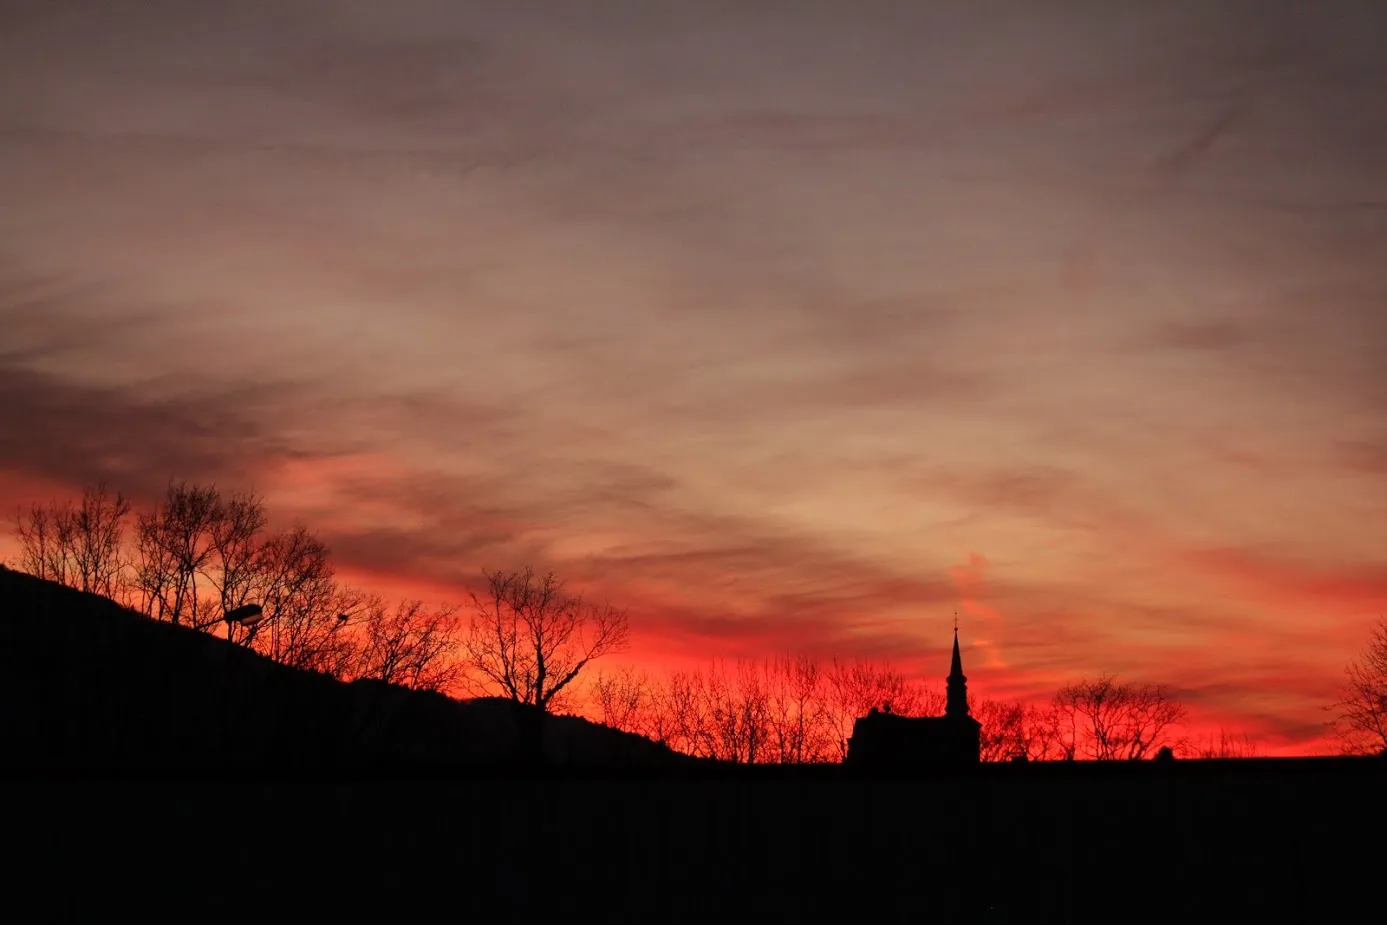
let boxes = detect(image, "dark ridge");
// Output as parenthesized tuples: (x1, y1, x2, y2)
(5, 564, 1386, 920)
(0, 564, 699, 773)
(7, 561, 1381, 780)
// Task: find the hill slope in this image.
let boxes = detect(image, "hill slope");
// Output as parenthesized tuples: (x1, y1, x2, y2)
(0, 565, 695, 771)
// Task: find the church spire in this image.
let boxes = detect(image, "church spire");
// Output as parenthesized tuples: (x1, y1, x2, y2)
(946, 621, 970, 719)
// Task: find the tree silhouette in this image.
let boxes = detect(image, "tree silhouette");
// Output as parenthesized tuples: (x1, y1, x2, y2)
(134, 481, 223, 628)
(207, 489, 269, 631)
(355, 597, 462, 692)
(12, 482, 130, 598)
(822, 657, 945, 760)
(1050, 674, 1188, 760)
(586, 655, 947, 763)
(1185, 727, 1261, 758)
(1333, 617, 1387, 755)
(463, 567, 628, 712)
(248, 527, 359, 673)
(6, 479, 480, 693)
(766, 655, 831, 763)
(973, 698, 1032, 762)
(653, 669, 710, 757)
(130, 483, 354, 660)
(693, 659, 774, 763)
(592, 664, 659, 737)
(1023, 704, 1077, 760)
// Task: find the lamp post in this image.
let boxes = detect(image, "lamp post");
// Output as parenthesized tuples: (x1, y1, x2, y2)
(223, 603, 265, 646)
(221, 603, 265, 756)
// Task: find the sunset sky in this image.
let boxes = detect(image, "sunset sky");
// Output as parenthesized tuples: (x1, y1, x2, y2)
(2, 1, 1385, 753)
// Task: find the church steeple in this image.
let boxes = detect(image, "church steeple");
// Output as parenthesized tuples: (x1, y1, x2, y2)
(946, 621, 970, 719)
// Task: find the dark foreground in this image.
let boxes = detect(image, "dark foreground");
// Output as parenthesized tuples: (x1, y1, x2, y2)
(4, 567, 1382, 920)
(8, 756, 1383, 922)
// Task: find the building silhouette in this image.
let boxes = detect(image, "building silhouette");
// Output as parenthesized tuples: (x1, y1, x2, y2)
(844, 627, 982, 769)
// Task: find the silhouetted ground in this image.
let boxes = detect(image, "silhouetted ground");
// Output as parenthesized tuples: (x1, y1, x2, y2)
(0, 565, 695, 771)
(3, 566, 1383, 921)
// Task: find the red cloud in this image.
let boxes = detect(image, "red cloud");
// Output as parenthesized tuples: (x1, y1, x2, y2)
(1185, 547, 1387, 620)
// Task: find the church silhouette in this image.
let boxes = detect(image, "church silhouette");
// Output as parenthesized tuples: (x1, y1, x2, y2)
(844, 627, 982, 769)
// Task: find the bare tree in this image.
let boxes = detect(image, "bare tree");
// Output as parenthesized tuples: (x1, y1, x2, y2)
(972, 699, 1096, 762)
(595, 664, 733, 759)
(1184, 727, 1261, 759)
(822, 658, 945, 761)
(134, 482, 223, 628)
(207, 490, 269, 626)
(1021, 703, 1075, 761)
(70, 483, 132, 599)
(463, 567, 629, 713)
(305, 587, 370, 681)
(765, 655, 831, 763)
(249, 526, 323, 651)
(694, 659, 773, 763)
(1051, 674, 1188, 760)
(595, 655, 946, 764)
(974, 698, 1032, 762)
(12, 500, 63, 583)
(655, 669, 711, 757)
(591, 664, 657, 736)
(246, 526, 355, 671)
(1333, 617, 1387, 755)
(589, 654, 1019, 765)
(11, 483, 130, 598)
(355, 597, 462, 693)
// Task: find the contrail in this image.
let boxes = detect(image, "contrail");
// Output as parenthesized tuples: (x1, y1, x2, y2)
(1154, 104, 1242, 176)
(1064, 101, 1244, 293)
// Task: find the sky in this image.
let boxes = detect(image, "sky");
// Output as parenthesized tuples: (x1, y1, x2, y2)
(2, 0, 1385, 753)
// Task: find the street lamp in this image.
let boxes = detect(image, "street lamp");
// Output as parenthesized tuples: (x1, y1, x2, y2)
(223, 603, 264, 645)
(219, 603, 266, 753)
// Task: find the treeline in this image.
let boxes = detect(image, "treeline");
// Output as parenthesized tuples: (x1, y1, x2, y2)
(12, 481, 633, 714)
(13, 482, 465, 690)
(590, 659, 1257, 762)
(12, 481, 1264, 762)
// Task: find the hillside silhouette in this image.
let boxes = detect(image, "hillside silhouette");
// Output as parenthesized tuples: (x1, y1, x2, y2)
(7, 563, 1387, 920)
(0, 565, 696, 772)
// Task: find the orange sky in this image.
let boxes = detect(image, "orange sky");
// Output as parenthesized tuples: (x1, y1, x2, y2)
(2, 1, 1385, 755)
